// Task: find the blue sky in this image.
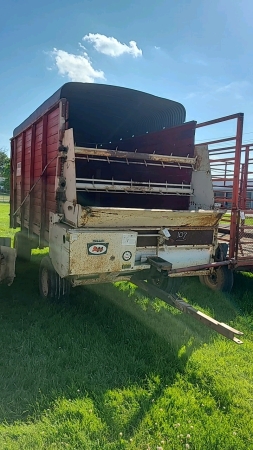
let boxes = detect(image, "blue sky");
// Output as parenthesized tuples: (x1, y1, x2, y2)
(1, 0, 253, 150)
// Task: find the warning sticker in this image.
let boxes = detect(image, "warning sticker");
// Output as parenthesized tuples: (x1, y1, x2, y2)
(17, 162, 21, 176)
(122, 234, 136, 246)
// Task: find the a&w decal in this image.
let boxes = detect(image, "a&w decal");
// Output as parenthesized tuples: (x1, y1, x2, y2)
(87, 243, 109, 255)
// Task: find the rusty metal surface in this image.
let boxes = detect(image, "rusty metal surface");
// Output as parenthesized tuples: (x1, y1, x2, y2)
(71, 272, 133, 287)
(236, 213, 253, 260)
(169, 270, 210, 277)
(168, 259, 233, 274)
(76, 179, 193, 195)
(75, 146, 197, 166)
(68, 230, 138, 276)
(234, 146, 253, 265)
(78, 207, 223, 229)
(229, 115, 244, 258)
(137, 229, 214, 247)
(196, 113, 243, 128)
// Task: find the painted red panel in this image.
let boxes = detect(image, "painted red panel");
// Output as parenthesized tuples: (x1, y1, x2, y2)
(35, 136, 43, 145)
(47, 127, 59, 139)
(32, 198, 42, 207)
(11, 104, 60, 242)
(34, 155, 42, 165)
(15, 135, 23, 217)
(46, 166, 57, 177)
(48, 108, 59, 119)
(23, 129, 32, 221)
(46, 200, 56, 209)
(29, 120, 44, 227)
(47, 146, 59, 156)
(36, 125, 43, 134)
(47, 116, 59, 128)
(47, 134, 58, 145)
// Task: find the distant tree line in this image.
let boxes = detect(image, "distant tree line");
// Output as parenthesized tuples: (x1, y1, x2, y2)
(0, 149, 10, 193)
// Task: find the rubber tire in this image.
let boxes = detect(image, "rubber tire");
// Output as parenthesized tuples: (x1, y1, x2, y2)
(39, 255, 70, 301)
(199, 266, 233, 293)
(148, 275, 182, 294)
(14, 232, 31, 261)
(216, 243, 229, 262)
(199, 275, 206, 286)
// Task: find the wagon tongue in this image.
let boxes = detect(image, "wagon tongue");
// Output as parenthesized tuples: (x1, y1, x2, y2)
(133, 279, 243, 344)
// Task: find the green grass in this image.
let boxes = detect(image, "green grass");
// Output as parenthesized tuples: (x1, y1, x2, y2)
(0, 193, 10, 203)
(221, 213, 253, 227)
(0, 202, 253, 449)
(0, 202, 16, 241)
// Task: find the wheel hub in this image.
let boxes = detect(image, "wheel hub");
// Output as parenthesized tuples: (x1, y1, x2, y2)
(207, 271, 218, 286)
(151, 276, 165, 288)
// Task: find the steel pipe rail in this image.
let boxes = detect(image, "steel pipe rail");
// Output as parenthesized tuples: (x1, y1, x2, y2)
(76, 178, 193, 195)
(74, 146, 197, 166)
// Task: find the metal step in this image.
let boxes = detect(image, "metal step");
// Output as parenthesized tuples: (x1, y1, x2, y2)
(147, 256, 172, 271)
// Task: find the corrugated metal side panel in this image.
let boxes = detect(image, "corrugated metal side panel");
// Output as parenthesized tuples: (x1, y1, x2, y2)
(11, 104, 60, 241)
(10, 140, 15, 228)
(32, 119, 43, 230)
(15, 135, 23, 225)
(23, 129, 32, 227)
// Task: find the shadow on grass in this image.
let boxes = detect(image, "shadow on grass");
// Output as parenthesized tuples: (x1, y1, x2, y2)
(0, 254, 249, 437)
(233, 272, 253, 314)
(177, 271, 253, 322)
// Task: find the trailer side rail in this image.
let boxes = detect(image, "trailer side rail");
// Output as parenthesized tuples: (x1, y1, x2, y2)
(196, 113, 244, 261)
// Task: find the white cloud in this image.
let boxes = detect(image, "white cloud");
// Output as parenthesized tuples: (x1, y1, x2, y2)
(51, 48, 105, 82)
(78, 42, 88, 52)
(185, 91, 201, 99)
(194, 59, 208, 67)
(49, 33, 141, 82)
(185, 80, 251, 101)
(216, 81, 250, 93)
(83, 33, 142, 58)
(182, 55, 208, 66)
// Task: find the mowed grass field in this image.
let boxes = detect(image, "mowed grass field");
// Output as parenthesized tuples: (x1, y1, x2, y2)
(0, 202, 253, 450)
(0, 193, 10, 203)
